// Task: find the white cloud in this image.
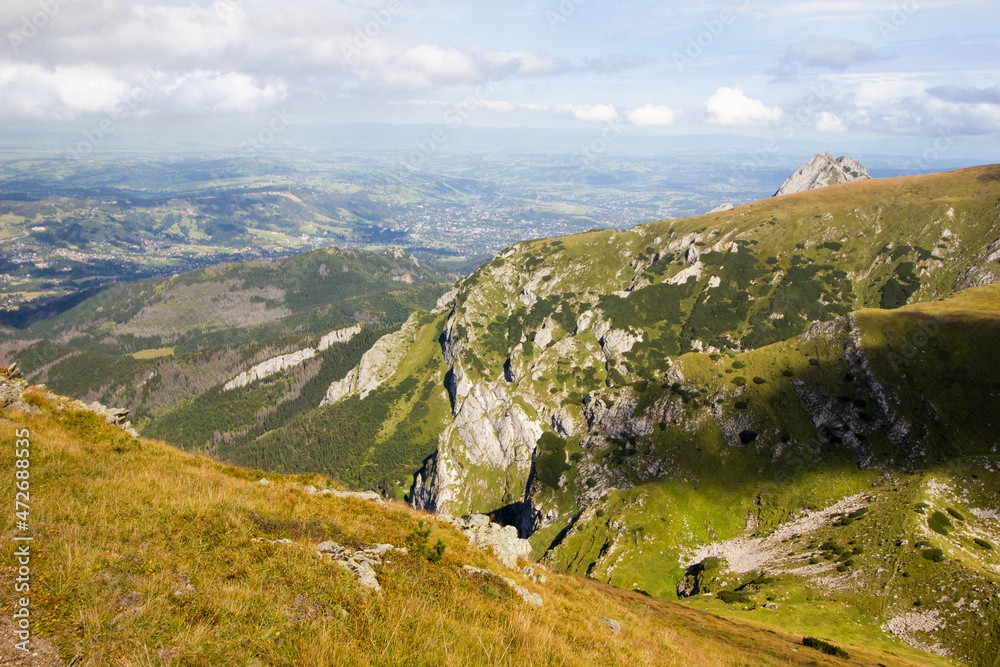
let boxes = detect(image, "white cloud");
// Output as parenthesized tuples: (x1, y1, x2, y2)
(627, 103, 676, 126)
(382, 45, 479, 89)
(0, 0, 568, 117)
(703, 87, 782, 126)
(560, 104, 619, 123)
(0, 62, 132, 120)
(161, 71, 287, 115)
(815, 111, 847, 133)
(783, 36, 882, 71)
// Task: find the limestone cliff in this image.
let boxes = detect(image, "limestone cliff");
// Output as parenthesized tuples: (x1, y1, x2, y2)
(774, 151, 870, 196)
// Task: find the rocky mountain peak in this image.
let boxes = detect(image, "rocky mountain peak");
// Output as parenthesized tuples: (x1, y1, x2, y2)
(774, 151, 871, 196)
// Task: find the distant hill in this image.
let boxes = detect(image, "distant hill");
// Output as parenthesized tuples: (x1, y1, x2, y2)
(0, 248, 455, 479)
(774, 152, 871, 196)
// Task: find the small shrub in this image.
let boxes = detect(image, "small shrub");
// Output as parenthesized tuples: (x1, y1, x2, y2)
(732, 376, 747, 387)
(732, 360, 746, 369)
(802, 637, 849, 659)
(808, 358, 820, 366)
(739, 430, 758, 444)
(947, 507, 965, 521)
(717, 591, 751, 604)
(974, 538, 993, 550)
(752, 376, 766, 385)
(781, 369, 794, 377)
(701, 557, 721, 570)
(928, 511, 952, 535)
(407, 520, 446, 563)
(922, 548, 945, 563)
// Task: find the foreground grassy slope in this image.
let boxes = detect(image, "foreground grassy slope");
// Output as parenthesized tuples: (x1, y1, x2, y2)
(0, 386, 937, 666)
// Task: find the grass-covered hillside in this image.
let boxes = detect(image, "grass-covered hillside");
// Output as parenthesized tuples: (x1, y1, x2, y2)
(311, 165, 1000, 664)
(0, 376, 945, 666)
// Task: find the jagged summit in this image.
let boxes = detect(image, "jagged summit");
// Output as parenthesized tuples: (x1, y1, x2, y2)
(774, 151, 871, 196)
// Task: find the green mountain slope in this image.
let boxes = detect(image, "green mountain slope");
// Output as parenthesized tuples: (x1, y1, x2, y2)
(0, 248, 454, 452)
(0, 372, 947, 666)
(312, 165, 1000, 663)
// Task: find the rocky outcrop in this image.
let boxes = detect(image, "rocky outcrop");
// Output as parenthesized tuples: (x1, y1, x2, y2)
(224, 348, 316, 391)
(411, 302, 544, 516)
(223, 324, 362, 391)
(317, 324, 361, 351)
(583, 388, 653, 440)
(707, 203, 734, 214)
(316, 540, 408, 592)
(321, 314, 421, 405)
(439, 513, 532, 570)
(461, 565, 543, 607)
(956, 235, 1000, 290)
(412, 383, 542, 515)
(1, 364, 138, 436)
(774, 152, 870, 196)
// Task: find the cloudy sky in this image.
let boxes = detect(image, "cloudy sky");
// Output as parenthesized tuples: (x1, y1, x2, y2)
(1, 0, 999, 141)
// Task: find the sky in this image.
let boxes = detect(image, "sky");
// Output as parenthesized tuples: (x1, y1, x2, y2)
(1, 0, 999, 146)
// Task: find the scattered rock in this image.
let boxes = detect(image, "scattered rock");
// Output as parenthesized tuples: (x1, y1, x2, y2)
(599, 617, 621, 634)
(441, 514, 531, 570)
(320, 489, 382, 502)
(462, 565, 543, 607)
(1, 367, 138, 435)
(339, 559, 380, 592)
(317, 540, 406, 593)
(172, 573, 196, 598)
(685, 244, 701, 264)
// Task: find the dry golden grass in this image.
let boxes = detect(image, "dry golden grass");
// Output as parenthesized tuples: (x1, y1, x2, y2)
(0, 389, 937, 666)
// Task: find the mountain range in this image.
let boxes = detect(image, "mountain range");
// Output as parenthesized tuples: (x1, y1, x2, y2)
(2, 162, 999, 664)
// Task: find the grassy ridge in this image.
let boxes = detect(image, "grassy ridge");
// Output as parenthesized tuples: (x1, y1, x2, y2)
(0, 387, 937, 666)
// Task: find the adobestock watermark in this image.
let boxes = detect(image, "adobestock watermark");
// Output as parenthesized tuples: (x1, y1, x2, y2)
(214, 0, 244, 21)
(731, 81, 835, 186)
(887, 316, 940, 373)
(239, 108, 295, 156)
(66, 69, 166, 162)
(6, 0, 65, 54)
(900, 127, 955, 172)
(12, 427, 33, 653)
(546, 0, 588, 30)
(341, 0, 407, 61)
(401, 76, 499, 173)
(673, 1, 751, 73)
(877, 0, 920, 40)
(560, 117, 625, 183)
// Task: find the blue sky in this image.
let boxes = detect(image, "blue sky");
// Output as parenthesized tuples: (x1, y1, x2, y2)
(1, 0, 998, 141)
